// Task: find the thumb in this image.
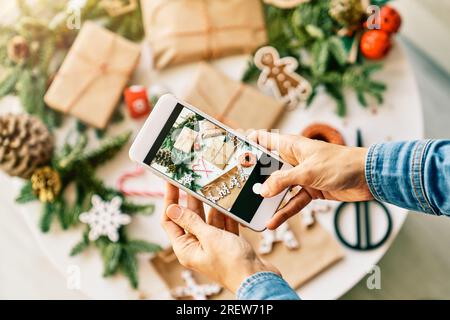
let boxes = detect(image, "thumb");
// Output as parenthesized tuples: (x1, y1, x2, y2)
(260, 166, 308, 198)
(166, 204, 211, 240)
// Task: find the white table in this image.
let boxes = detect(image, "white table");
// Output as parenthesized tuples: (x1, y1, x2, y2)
(0, 41, 423, 300)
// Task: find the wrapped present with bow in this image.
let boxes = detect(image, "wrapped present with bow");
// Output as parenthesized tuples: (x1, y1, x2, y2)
(44, 22, 141, 129)
(141, 0, 267, 69)
(183, 63, 285, 130)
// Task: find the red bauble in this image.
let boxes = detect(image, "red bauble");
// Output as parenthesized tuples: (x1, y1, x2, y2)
(360, 30, 391, 60)
(380, 5, 402, 34)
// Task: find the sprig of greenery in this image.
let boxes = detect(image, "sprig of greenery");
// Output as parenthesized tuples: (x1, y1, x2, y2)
(15, 129, 158, 288)
(243, 0, 389, 116)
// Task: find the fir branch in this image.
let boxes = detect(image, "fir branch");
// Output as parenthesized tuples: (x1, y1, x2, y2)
(328, 36, 347, 66)
(126, 240, 161, 254)
(81, 131, 132, 168)
(70, 229, 90, 256)
(55, 199, 70, 230)
(120, 248, 139, 289)
(241, 59, 259, 83)
(16, 181, 37, 203)
(102, 243, 122, 277)
(40, 201, 56, 233)
(56, 133, 88, 172)
(0, 68, 20, 98)
(121, 201, 155, 216)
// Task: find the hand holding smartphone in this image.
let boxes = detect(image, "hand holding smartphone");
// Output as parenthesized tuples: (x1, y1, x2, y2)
(129, 94, 291, 231)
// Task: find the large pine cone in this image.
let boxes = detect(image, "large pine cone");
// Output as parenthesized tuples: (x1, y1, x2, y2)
(0, 113, 53, 178)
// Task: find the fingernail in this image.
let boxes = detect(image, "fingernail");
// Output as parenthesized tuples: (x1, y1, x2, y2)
(260, 183, 269, 197)
(167, 205, 182, 220)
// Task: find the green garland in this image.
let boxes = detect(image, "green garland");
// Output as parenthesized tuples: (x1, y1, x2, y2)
(243, 0, 390, 116)
(16, 131, 160, 288)
(0, 0, 144, 129)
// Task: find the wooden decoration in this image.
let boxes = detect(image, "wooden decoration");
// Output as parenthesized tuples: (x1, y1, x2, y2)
(259, 222, 300, 255)
(171, 271, 222, 300)
(255, 46, 312, 109)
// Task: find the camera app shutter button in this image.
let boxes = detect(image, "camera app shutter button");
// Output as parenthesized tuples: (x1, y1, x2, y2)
(252, 183, 263, 195)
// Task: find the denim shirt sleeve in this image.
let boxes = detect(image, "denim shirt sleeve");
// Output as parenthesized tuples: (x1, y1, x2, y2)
(365, 140, 450, 216)
(236, 272, 300, 300)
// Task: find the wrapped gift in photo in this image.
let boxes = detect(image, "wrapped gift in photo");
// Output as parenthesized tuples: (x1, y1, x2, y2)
(141, 0, 267, 69)
(174, 127, 198, 154)
(202, 136, 236, 170)
(183, 63, 285, 130)
(44, 22, 141, 129)
(199, 120, 225, 139)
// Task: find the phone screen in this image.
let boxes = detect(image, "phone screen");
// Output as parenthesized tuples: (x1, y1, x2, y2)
(143, 103, 282, 222)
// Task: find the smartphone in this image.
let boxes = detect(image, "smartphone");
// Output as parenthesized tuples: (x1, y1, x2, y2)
(129, 94, 292, 231)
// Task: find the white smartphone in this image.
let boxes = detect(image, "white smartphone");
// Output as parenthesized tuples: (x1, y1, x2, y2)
(129, 94, 292, 231)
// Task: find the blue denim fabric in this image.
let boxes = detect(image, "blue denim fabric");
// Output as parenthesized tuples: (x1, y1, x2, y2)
(366, 140, 450, 216)
(236, 272, 300, 300)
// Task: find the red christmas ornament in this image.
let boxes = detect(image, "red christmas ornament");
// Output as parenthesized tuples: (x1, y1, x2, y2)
(124, 85, 151, 119)
(380, 5, 402, 34)
(360, 30, 391, 60)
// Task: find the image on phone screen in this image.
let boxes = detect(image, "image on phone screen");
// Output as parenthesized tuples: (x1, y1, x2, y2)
(143, 104, 282, 223)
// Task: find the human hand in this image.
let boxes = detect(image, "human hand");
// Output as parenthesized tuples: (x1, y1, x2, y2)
(161, 183, 279, 293)
(248, 130, 373, 229)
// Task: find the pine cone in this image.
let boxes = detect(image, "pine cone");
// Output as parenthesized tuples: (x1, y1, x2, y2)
(154, 149, 173, 167)
(329, 0, 365, 27)
(7, 36, 30, 64)
(0, 113, 54, 178)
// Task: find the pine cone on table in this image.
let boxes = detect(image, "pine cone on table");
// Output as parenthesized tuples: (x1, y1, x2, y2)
(0, 113, 54, 179)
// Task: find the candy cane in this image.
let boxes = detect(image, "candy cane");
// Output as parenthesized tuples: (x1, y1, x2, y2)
(117, 166, 165, 197)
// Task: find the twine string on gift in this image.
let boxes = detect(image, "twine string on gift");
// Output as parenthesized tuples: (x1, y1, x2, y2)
(54, 35, 131, 113)
(149, 0, 265, 60)
(196, 83, 244, 129)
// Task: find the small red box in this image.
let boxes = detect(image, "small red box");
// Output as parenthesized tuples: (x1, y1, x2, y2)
(124, 85, 151, 119)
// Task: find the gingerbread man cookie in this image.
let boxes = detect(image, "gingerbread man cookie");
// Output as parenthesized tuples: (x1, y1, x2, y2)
(255, 46, 312, 109)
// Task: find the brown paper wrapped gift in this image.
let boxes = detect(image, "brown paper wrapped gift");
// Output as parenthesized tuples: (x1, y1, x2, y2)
(141, 0, 267, 69)
(183, 63, 285, 130)
(44, 22, 141, 129)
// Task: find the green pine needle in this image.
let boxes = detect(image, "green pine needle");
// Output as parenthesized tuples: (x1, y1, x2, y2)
(0, 69, 20, 98)
(126, 240, 161, 254)
(102, 243, 122, 277)
(82, 131, 132, 168)
(40, 202, 56, 233)
(121, 201, 155, 216)
(120, 248, 139, 289)
(70, 230, 90, 256)
(16, 181, 37, 203)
